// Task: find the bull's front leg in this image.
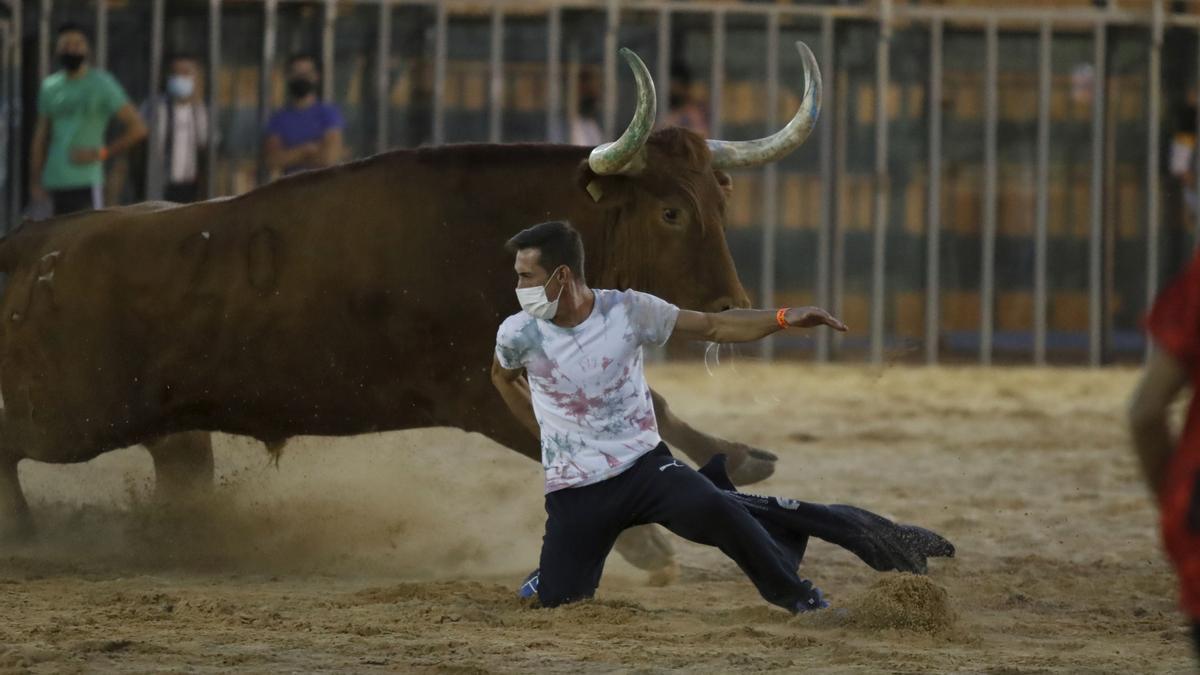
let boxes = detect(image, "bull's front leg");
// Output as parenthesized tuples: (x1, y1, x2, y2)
(0, 457, 33, 541)
(144, 431, 215, 501)
(651, 388, 778, 486)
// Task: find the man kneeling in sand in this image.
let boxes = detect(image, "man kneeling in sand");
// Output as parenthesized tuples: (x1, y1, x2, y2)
(492, 221, 953, 612)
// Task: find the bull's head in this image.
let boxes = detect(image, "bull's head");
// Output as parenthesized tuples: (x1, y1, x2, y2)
(581, 44, 821, 314)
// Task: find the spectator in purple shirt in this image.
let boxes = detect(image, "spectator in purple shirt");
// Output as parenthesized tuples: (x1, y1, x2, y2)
(263, 53, 344, 176)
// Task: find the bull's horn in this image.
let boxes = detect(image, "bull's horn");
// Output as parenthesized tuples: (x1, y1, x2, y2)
(707, 41, 822, 170)
(587, 48, 656, 176)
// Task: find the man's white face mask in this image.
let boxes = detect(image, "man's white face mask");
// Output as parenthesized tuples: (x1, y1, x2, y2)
(516, 266, 565, 320)
(167, 74, 195, 100)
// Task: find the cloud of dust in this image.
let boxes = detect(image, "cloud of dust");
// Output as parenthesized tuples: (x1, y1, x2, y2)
(6, 430, 545, 580)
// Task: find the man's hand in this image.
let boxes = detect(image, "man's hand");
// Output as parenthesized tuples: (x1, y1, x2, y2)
(68, 146, 105, 164)
(784, 306, 848, 332)
(300, 142, 322, 161)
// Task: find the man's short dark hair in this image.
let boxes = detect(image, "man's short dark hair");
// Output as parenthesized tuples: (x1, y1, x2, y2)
(506, 221, 586, 282)
(57, 22, 90, 41)
(168, 53, 199, 66)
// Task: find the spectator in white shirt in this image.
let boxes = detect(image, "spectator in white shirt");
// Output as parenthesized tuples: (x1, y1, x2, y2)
(141, 54, 210, 203)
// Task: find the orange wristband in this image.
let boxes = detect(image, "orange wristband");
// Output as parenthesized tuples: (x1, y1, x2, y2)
(776, 308, 790, 329)
(98, 147, 109, 161)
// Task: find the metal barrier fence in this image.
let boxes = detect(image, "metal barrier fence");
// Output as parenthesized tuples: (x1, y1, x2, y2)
(3, 0, 1198, 366)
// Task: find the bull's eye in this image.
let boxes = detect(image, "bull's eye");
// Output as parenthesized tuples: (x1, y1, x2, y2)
(662, 208, 681, 225)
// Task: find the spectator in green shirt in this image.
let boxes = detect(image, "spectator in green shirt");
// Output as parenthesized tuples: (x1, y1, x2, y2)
(29, 23, 147, 216)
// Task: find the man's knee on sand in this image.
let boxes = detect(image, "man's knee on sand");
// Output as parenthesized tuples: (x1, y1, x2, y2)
(536, 565, 603, 608)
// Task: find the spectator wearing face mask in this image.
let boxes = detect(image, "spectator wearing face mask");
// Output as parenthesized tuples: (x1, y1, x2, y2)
(663, 61, 709, 138)
(263, 53, 344, 177)
(30, 22, 148, 216)
(139, 54, 210, 203)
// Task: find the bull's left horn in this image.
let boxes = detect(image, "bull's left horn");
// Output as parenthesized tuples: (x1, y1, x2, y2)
(588, 48, 656, 176)
(707, 41, 822, 170)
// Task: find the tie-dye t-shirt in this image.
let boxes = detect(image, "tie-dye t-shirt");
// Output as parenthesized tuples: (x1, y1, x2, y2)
(495, 289, 680, 492)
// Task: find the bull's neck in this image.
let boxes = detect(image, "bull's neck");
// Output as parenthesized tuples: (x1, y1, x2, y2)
(379, 143, 632, 291)
(585, 204, 652, 294)
(493, 147, 627, 293)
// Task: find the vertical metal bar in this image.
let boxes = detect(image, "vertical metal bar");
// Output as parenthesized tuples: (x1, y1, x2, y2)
(816, 14, 835, 363)
(710, 9, 725, 139)
(1146, 0, 1163, 361)
(11, 0, 23, 229)
(207, 0, 220, 197)
(1195, 26, 1200, 249)
(566, 43, 580, 141)
(981, 18, 998, 365)
(432, 0, 447, 145)
(1034, 20, 1051, 365)
(1089, 19, 1106, 366)
(546, 4, 562, 142)
(488, 1, 504, 143)
(657, 6, 670, 126)
(38, 0, 50, 83)
(925, 16, 943, 365)
(603, 0, 618, 138)
(870, 0, 892, 365)
(258, 0, 278, 185)
(146, 0, 165, 200)
(150, 0, 164, 102)
(1, 17, 8, 232)
(832, 56, 848, 357)
(760, 11, 780, 361)
(322, 0, 335, 102)
(96, 0, 108, 72)
(375, 0, 391, 154)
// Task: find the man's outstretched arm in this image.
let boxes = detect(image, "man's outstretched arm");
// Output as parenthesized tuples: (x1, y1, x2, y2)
(1128, 349, 1188, 499)
(672, 306, 847, 344)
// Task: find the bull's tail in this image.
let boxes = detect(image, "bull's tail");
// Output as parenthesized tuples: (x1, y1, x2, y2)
(264, 438, 289, 467)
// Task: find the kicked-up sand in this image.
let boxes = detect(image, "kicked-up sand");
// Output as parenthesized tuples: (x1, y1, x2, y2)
(0, 362, 1190, 673)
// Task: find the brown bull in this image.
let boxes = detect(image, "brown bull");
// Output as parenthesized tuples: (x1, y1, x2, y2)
(0, 45, 821, 574)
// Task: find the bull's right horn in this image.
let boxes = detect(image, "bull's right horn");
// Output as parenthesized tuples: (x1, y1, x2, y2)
(707, 41, 822, 170)
(587, 48, 657, 176)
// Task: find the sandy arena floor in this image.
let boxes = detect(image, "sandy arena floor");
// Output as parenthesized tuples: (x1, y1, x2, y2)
(0, 361, 1191, 673)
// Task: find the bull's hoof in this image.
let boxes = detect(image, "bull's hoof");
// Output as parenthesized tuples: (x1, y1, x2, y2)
(645, 560, 680, 587)
(729, 447, 778, 486)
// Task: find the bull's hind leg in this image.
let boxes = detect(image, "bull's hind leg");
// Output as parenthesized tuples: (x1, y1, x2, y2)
(144, 432, 215, 501)
(0, 458, 33, 541)
(613, 525, 679, 586)
(651, 388, 778, 486)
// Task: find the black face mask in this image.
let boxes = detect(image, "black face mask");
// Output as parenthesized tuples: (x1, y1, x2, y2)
(287, 77, 315, 99)
(59, 53, 85, 72)
(578, 96, 598, 118)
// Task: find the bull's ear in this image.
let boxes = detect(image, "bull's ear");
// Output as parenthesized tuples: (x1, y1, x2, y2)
(577, 161, 632, 207)
(714, 170, 734, 200)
